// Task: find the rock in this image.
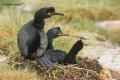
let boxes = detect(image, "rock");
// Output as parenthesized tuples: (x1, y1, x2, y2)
(96, 20, 120, 30)
(96, 20, 120, 44)
(81, 45, 120, 70)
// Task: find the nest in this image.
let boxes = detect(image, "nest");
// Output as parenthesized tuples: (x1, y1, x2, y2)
(37, 58, 107, 80)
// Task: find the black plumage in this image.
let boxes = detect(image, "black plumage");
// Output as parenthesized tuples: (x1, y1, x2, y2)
(17, 7, 83, 68)
(41, 40, 83, 66)
(17, 7, 64, 60)
(36, 27, 83, 67)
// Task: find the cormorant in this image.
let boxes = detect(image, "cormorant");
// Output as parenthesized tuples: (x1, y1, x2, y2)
(37, 40, 83, 68)
(36, 27, 83, 68)
(17, 7, 64, 60)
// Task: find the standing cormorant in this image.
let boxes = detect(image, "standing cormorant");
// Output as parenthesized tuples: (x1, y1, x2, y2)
(17, 7, 64, 60)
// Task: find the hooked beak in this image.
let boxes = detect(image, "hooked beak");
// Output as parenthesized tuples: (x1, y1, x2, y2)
(52, 12, 64, 16)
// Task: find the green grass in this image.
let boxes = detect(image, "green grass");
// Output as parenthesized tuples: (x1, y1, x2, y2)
(0, 0, 20, 6)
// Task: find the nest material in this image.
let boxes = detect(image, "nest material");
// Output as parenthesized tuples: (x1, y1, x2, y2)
(77, 57, 103, 73)
(41, 65, 103, 80)
(38, 58, 106, 80)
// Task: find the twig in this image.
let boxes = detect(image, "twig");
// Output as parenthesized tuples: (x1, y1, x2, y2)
(0, 49, 6, 57)
(85, 71, 89, 79)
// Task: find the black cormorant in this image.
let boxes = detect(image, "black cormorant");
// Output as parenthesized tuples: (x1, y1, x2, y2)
(17, 7, 64, 60)
(37, 40, 83, 68)
(36, 27, 83, 67)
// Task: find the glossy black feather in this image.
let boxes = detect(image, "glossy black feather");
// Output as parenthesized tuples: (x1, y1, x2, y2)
(46, 27, 83, 65)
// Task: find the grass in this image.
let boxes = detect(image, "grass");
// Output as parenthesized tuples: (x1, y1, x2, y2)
(0, 63, 40, 80)
(0, 0, 20, 6)
(0, 0, 120, 79)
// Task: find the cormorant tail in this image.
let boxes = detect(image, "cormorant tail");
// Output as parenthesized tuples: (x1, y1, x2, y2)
(63, 40, 83, 64)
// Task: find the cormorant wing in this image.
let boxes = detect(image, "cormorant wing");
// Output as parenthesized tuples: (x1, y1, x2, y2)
(36, 55, 55, 68)
(17, 30, 29, 58)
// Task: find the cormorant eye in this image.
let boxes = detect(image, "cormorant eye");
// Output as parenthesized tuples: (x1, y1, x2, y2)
(47, 10, 54, 13)
(47, 7, 55, 13)
(46, 9, 53, 16)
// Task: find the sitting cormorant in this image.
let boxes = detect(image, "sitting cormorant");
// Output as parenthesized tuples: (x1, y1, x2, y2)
(17, 7, 64, 60)
(36, 27, 83, 68)
(37, 40, 83, 67)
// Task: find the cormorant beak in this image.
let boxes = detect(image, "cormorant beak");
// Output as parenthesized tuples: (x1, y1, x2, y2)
(58, 33, 87, 40)
(58, 33, 69, 36)
(57, 29, 68, 36)
(52, 12, 64, 16)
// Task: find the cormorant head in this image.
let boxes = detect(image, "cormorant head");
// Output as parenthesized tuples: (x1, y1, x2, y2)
(34, 7, 64, 20)
(47, 27, 63, 50)
(47, 27, 63, 38)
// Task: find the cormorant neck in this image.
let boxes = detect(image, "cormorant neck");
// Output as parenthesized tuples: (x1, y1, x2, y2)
(33, 18, 45, 30)
(47, 34, 54, 50)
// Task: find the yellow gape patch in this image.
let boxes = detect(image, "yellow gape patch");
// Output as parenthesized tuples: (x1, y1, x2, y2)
(47, 13, 52, 16)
